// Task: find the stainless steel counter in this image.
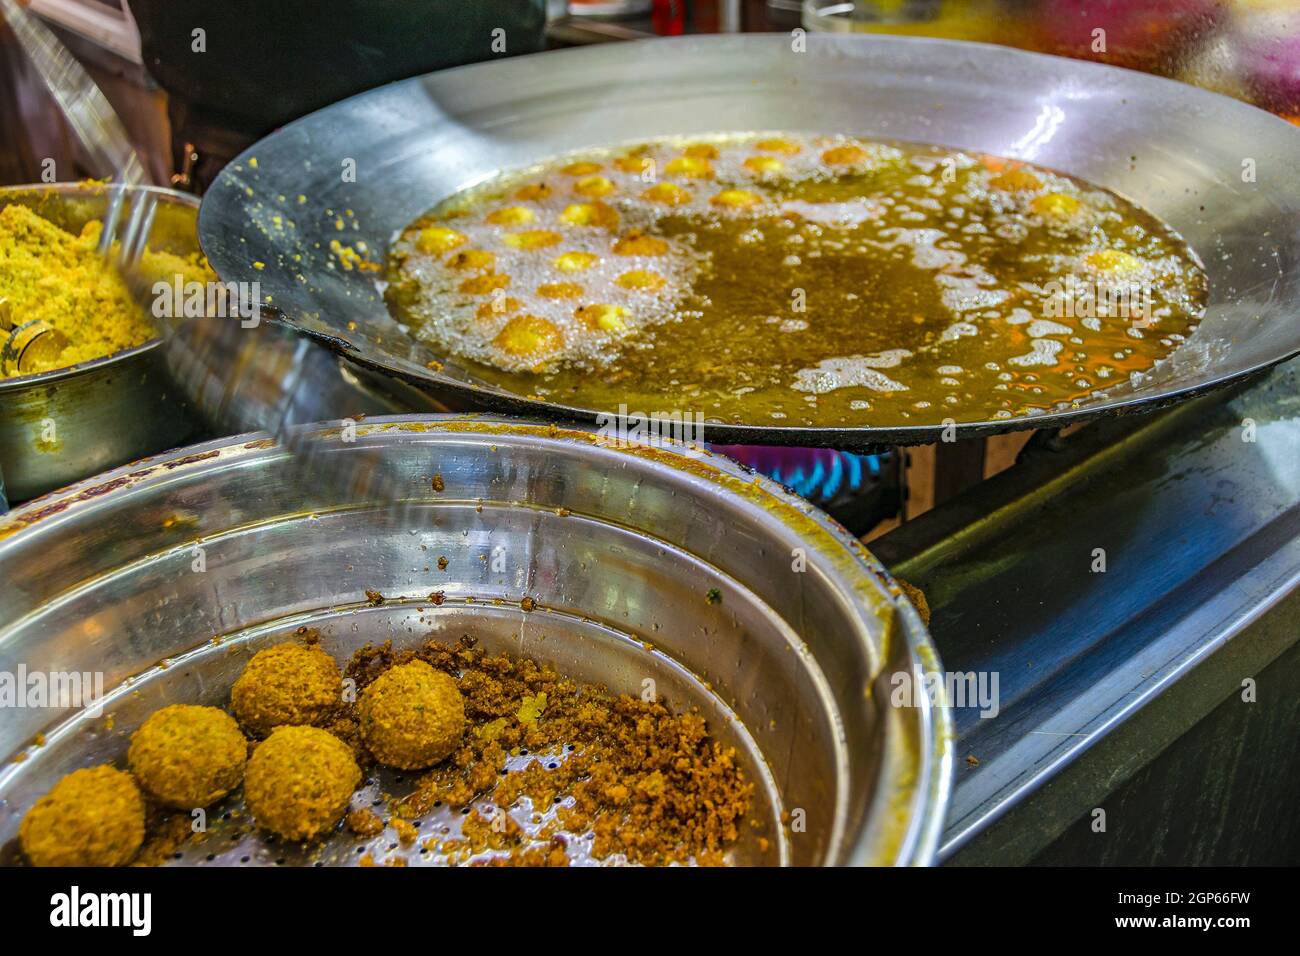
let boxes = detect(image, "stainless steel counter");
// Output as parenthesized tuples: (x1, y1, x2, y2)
(872, 358, 1300, 864)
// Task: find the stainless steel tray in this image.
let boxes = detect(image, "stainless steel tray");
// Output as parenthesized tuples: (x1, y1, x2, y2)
(0, 416, 950, 865)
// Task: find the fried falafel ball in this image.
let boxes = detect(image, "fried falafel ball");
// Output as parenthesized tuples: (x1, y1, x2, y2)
(127, 704, 247, 809)
(19, 765, 145, 867)
(231, 642, 342, 737)
(244, 726, 360, 842)
(359, 660, 466, 770)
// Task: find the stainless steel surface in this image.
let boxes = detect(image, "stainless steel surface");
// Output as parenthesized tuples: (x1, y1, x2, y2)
(0, 416, 951, 866)
(0, 183, 204, 502)
(871, 357, 1300, 863)
(162, 309, 447, 439)
(159, 294, 453, 512)
(199, 32, 1300, 448)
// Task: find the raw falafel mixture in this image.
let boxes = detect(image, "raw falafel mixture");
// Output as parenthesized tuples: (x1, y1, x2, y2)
(0, 202, 213, 378)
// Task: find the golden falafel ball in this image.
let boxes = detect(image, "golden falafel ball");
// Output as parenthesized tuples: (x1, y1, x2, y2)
(821, 144, 870, 166)
(642, 183, 692, 206)
(493, 315, 564, 360)
(485, 205, 536, 227)
(575, 303, 629, 332)
(231, 643, 342, 737)
(559, 202, 618, 230)
(359, 660, 466, 770)
(19, 765, 145, 867)
(711, 189, 762, 209)
(612, 231, 669, 257)
(616, 270, 667, 292)
(744, 155, 785, 175)
(536, 282, 584, 300)
(988, 169, 1044, 193)
(458, 272, 511, 295)
(415, 226, 466, 256)
(1084, 248, 1143, 276)
(127, 704, 247, 809)
(244, 726, 360, 842)
(663, 156, 712, 178)
(1031, 192, 1082, 221)
(514, 182, 552, 202)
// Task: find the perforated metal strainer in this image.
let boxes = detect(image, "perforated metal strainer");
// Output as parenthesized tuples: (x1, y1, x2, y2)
(0, 416, 950, 866)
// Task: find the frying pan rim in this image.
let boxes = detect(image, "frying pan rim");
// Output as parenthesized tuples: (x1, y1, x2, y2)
(199, 32, 1300, 447)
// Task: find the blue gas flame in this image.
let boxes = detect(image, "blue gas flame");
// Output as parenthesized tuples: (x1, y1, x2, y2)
(710, 446, 882, 503)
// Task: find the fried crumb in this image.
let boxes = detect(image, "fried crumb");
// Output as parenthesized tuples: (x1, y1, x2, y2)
(346, 807, 384, 837)
(133, 812, 200, 867)
(391, 817, 418, 845)
(346, 635, 752, 866)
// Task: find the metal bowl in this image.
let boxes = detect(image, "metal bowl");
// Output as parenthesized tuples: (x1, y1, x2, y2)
(198, 32, 1300, 448)
(0, 183, 205, 503)
(0, 415, 950, 866)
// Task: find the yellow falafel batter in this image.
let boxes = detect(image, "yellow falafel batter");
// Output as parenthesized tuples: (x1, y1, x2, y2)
(0, 202, 213, 378)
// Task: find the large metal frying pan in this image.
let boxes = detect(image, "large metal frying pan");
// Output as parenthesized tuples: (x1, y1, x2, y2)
(199, 33, 1300, 447)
